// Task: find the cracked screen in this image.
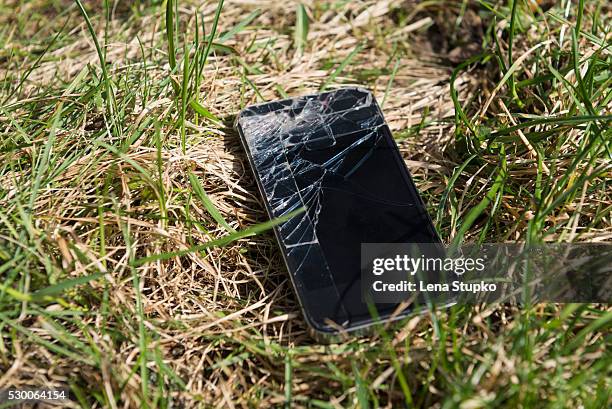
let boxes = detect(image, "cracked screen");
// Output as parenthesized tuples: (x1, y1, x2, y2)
(236, 88, 440, 332)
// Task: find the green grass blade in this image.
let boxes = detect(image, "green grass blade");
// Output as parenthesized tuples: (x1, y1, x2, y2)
(507, 0, 520, 103)
(284, 352, 293, 409)
(28, 103, 63, 211)
(352, 361, 370, 409)
(320, 42, 363, 91)
(489, 114, 612, 138)
(294, 4, 309, 55)
(190, 100, 222, 124)
(120, 220, 150, 407)
(2, 18, 68, 104)
(32, 272, 105, 298)
(188, 172, 235, 233)
(564, 310, 612, 353)
(166, 0, 177, 72)
(217, 9, 261, 43)
(0, 313, 95, 365)
(180, 42, 190, 155)
(133, 207, 305, 265)
(197, 0, 225, 80)
(436, 154, 478, 227)
(74, 0, 116, 126)
(452, 149, 507, 247)
(381, 58, 400, 108)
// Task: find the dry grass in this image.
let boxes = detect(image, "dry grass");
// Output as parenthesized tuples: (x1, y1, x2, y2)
(0, 0, 611, 408)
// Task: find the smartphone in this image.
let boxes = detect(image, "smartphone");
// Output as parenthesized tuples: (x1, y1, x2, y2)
(235, 88, 441, 335)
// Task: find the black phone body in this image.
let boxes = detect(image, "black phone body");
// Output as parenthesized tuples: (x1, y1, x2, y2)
(235, 88, 441, 335)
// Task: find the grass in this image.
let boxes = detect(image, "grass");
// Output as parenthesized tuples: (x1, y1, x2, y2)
(0, 0, 611, 407)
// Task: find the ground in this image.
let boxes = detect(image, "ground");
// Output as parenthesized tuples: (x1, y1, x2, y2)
(0, 0, 611, 408)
